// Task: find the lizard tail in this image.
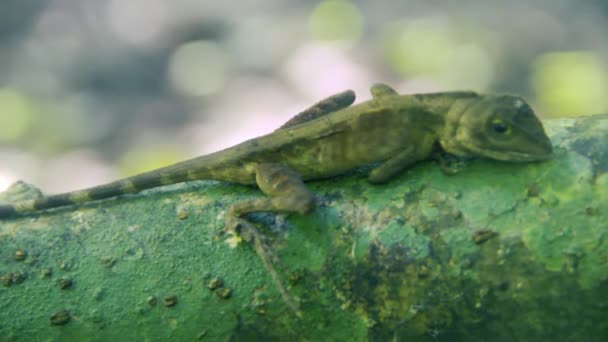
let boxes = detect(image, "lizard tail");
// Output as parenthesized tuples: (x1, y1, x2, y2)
(0, 168, 196, 219)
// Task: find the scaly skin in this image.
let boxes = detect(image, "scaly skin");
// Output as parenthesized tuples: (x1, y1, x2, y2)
(0, 84, 552, 218)
(0, 83, 553, 314)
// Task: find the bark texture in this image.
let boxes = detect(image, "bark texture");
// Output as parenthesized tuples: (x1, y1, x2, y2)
(0, 115, 607, 341)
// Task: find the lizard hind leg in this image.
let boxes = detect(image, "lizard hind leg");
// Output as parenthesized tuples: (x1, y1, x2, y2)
(224, 163, 316, 315)
(370, 83, 398, 99)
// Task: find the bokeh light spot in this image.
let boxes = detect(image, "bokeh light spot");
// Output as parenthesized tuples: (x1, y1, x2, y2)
(309, 0, 363, 42)
(283, 43, 370, 100)
(382, 20, 494, 90)
(384, 22, 451, 75)
(0, 171, 17, 193)
(0, 89, 35, 142)
(532, 51, 608, 117)
(168, 40, 230, 97)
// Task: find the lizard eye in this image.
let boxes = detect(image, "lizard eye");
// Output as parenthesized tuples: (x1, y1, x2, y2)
(491, 118, 511, 134)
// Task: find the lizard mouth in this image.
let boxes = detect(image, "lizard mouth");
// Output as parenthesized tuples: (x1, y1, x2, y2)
(461, 141, 553, 162)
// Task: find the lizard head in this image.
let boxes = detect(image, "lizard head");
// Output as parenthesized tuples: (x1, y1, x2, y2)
(440, 95, 553, 162)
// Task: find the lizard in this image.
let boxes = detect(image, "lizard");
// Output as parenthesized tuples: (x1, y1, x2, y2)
(0, 83, 553, 313)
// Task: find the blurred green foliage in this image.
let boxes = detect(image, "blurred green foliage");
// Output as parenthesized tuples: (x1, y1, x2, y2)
(532, 51, 608, 117)
(309, 0, 363, 42)
(0, 89, 36, 141)
(381, 19, 494, 90)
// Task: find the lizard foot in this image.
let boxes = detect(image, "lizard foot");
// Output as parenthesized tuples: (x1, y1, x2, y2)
(221, 163, 317, 317)
(224, 215, 301, 316)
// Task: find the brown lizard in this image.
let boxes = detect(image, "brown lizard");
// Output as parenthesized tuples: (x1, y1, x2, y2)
(0, 83, 553, 312)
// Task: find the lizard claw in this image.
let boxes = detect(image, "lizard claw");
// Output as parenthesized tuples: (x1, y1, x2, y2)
(223, 214, 301, 316)
(224, 216, 257, 243)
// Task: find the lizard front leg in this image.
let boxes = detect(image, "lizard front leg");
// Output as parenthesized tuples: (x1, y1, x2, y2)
(433, 150, 471, 175)
(368, 146, 419, 183)
(225, 163, 315, 315)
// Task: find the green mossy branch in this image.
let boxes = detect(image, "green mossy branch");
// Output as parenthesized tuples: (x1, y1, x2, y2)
(1, 115, 607, 341)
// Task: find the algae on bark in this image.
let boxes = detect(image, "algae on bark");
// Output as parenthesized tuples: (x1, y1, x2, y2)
(0, 115, 607, 341)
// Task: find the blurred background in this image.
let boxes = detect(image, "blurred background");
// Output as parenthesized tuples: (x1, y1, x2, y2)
(0, 0, 607, 193)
